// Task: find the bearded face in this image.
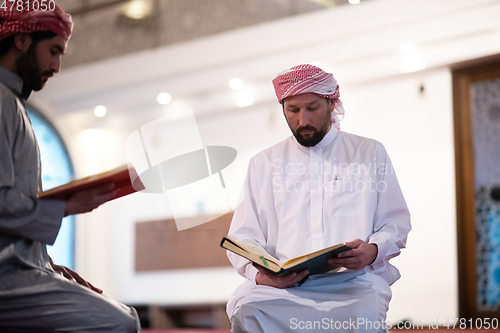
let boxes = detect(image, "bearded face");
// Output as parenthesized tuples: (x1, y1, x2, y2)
(290, 106, 332, 147)
(15, 42, 52, 92)
(283, 93, 333, 147)
(14, 33, 67, 94)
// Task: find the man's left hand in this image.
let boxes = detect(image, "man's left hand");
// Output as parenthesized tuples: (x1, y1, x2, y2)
(51, 263, 103, 294)
(327, 239, 378, 270)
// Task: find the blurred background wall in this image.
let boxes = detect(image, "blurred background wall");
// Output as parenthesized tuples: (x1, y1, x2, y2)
(29, 0, 500, 328)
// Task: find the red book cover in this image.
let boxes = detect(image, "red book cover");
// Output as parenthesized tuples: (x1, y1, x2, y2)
(38, 164, 145, 201)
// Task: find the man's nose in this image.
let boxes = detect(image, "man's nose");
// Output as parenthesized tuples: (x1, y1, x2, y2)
(51, 56, 61, 73)
(298, 110, 310, 126)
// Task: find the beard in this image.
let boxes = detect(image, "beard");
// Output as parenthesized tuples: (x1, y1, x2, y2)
(289, 109, 332, 147)
(15, 44, 52, 92)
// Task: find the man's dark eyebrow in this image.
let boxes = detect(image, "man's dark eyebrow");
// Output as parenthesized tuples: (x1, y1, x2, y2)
(52, 45, 65, 54)
(285, 101, 319, 108)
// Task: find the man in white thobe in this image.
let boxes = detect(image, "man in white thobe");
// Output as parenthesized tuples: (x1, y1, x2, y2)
(226, 64, 411, 332)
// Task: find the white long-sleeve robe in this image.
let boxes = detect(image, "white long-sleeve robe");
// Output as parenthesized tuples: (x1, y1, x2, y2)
(227, 125, 411, 332)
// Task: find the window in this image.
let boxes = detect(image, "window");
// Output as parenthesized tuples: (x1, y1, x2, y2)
(27, 106, 75, 269)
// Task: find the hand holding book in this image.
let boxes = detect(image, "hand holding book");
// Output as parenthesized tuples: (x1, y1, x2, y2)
(327, 239, 378, 270)
(254, 262, 309, 289)
(221, 237, 352, 278)
(38, 164, 144, 216)
(63, 182, 117, 216)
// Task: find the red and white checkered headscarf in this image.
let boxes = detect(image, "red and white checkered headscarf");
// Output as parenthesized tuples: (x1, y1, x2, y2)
(0, 2, 73, 42)
(272, 64, 345, 130)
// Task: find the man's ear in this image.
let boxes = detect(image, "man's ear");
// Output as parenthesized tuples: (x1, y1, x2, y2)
(13, 33, 32, 53)
(328, 99, 335, 113)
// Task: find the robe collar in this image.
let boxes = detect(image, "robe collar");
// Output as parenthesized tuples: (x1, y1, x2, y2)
(291, 124, 339, 151)
(0, 66, 30, 100)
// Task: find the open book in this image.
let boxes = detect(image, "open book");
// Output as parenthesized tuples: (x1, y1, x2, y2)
(38, 164, 145, 201)
(221, 236, 351, 276)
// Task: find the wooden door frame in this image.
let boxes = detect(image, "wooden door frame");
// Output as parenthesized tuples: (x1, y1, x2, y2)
(452, 56, 500, 320)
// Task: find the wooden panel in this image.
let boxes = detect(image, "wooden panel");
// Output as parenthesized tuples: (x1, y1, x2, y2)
(135, 213, 233, 271)
(452, 56, 500, 320)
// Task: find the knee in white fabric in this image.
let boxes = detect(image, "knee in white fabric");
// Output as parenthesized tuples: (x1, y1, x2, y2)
(231, 304, 267, 333)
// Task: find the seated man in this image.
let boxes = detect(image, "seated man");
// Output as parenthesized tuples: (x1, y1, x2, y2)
(0, 3, 140, 332)
(226, 64, 411, 332)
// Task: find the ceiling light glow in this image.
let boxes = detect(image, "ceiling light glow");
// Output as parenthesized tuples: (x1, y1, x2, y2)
(229, 78, 244, 90)
(399, 43, 426, 73)
(400, 43, 414, 53)
(235, 92, 254, 108)
(157, 92, 172, 105)
(400, 54, 426, 73)
(94, 105, 107, 118)
(124, 0, 152, 20)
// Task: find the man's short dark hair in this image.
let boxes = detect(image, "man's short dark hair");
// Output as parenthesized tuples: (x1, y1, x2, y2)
(0, 31, 57, 57)
(0, 35, 15, 56)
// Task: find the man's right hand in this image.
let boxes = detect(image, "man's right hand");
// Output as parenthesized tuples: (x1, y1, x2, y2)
(63, 182, 117, 216)
(254, 263, 309, 288)
(52, 263, 103, 294)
